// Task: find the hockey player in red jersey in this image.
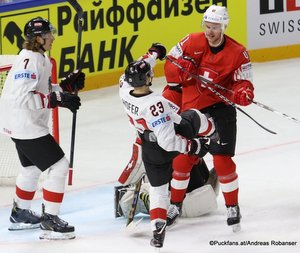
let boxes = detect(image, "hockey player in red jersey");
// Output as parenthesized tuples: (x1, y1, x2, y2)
(0, 17, 85, 240)
(164, 5, 255, 232)
(119, 44, 218, 248)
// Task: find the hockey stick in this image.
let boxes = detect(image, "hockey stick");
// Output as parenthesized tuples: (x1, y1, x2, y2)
(166, 56, 300, 125)
(165, 56, 277, 135)
(250, 100, 300, 124)
(126, 175, 144, 229)
(67, 0, 84, 185)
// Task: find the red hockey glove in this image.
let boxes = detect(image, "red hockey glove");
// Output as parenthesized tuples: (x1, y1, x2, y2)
(177, 56, 198, 82)
(49, 91, 81, 113)
(60, 69, 85, 92)
(232, 86, 254, 106)
(148, 43, 167, 60)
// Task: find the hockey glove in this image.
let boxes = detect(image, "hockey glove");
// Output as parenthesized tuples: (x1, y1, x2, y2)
(60, 69, 85, 92)
(177, 56, 198, 82)
(187, 138, 201, 155)
(232, 86, 254, 106)
(49, 91, 81, 113)
(200, 116, 220, 143)
(148, 43, 167, 60)
(187, 138, 209, 157)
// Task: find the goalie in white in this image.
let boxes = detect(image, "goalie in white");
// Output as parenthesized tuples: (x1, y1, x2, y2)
(115, 143, 219, 219)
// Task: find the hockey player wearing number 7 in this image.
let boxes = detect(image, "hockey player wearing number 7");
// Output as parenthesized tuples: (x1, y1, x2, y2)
(119, 44, 218, 248)
(0, 17, 85, 240)
(164, 5, 255, 232)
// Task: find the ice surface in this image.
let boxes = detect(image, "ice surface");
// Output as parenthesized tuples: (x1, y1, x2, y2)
(1, 58, 300, 253)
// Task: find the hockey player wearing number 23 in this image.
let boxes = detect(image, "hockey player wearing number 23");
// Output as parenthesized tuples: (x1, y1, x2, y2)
(0, 17, 85, 240)
(119, 46, 218, 248)
(164, 5, 255, 232)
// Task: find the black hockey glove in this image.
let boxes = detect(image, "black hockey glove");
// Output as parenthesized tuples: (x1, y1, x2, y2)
(59, 69, 85, 92)
(187, 138, 209, 157)
(188, 138, 201, 155)
(148, 43, 167, 60)
(49, 91, 81, 113)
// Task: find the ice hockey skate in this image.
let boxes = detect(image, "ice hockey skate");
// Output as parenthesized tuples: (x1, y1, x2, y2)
(166, 202, 182, 229)
(226, 204, 241, 232)
(150, 222, 167, 249)
(39, 205, 75, 240)
(8, 200, 41, 231)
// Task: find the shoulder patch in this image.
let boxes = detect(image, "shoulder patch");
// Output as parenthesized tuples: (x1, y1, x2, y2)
(150, 113, 171, 128)
(14, 70, 37, 80)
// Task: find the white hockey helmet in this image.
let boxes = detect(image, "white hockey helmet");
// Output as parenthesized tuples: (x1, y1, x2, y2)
(203, 5, 229, 30)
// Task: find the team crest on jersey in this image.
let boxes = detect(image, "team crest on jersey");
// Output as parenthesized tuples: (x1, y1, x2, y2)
(14, 70, 37, 80)
(150, 114, 171, 128)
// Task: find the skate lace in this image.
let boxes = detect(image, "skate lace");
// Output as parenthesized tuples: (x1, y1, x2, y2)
(227, 206, 238, 218)
(167, 204, 180, 219)
(14, 207, 39, 218)
(52, 215, 68, 227)
(27, 209, 40, 218)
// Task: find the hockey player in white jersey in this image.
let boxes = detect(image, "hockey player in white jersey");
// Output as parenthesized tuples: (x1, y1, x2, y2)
(119, 44, 218, 249)
(0, 17, 85, 240)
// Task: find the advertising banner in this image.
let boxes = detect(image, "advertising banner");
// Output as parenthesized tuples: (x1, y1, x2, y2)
(0, 0, 247, 90)
(247, 0, 300, 61)
(247, 0, 300, 49)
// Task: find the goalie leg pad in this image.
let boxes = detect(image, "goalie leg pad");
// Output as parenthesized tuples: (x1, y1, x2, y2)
(118, 139, 145, 185)
(205, 168, 220, 196)
(114, 185, 128, 218)
(181, 185, 218, 218)
(118, 185, 149, 218)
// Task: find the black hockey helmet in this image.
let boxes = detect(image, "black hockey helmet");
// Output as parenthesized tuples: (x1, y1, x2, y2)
(24, 17, 56, 39)
(124, 60, 152, 87)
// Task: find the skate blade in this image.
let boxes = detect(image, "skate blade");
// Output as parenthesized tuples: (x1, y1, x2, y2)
(166, 220, 178, 231)
(8, 222, 40, 231)
(231, 223, 241, 233)
(150, 240, 163, 249)
(154, 247, 161, 253)
(39, 230, 76, 240)
(126, 217, 143, 232)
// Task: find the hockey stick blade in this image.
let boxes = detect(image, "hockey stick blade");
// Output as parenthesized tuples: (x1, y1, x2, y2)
(125, 217, 144, 232)
(67, 0, 83, 14)
(252, 100, 300, 124)
(67, 0, 83, 69)
(236, 107, 276, 134)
